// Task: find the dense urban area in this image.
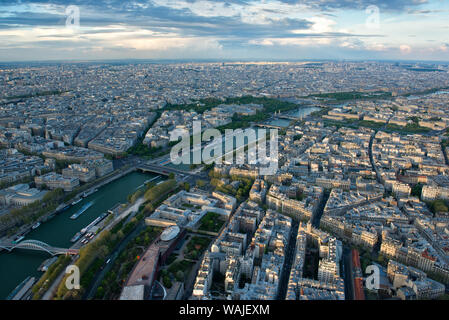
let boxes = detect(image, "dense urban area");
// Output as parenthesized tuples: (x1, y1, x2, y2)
(1, 61, 449, 301)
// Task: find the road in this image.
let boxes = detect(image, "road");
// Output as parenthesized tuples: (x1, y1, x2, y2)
(277, 220, 299, 300)
(119, 197, 145, 225)
(343, 246, 354, 300)
(441, 140, 449, 166)
(369, 131, 382, 184)
(41, 256, 77, 300)
(138, 163, 202, 178)
(182, 255, 205, 300)
(312, 189, 331, 228)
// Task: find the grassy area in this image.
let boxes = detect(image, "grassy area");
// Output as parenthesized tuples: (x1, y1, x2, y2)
(385, 123, 431, 134)
(322, 117, 431, 134)
(167, 96, 299, 115)
(425, 199, 449, 215)
(198, 212, 224, 233)
(160, 259, 195, 288)
(308, 91, 392, 101)
(184, 236, 211, 260)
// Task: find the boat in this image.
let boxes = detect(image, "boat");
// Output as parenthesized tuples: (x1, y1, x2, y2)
(144, 176, 160, 184)
(70, 202, 93, 220)
(38, 257, 58, 272)
(70, 232, 82, 243)
(58, 204, 71, 214)
(108, 203, 121, 214)
(55, 204, 70, 215)
(81, 212, 108, 234)
(6, 276, 36, 300)
(71, 198, 82, 206)
(31, 222, 41, 230)
(134, 183, 144, 191)
(82, 188, 98, 198)
(12, 236, 25, 244)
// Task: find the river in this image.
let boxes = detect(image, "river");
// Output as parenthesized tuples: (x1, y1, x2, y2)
(0, 170, 160, 299)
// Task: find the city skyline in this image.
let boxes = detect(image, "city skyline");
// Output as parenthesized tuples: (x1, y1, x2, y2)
(2, 0, 449, 306)
(1, 0, 449, 62)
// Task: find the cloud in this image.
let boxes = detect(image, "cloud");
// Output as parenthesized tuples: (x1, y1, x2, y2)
(400, 44, 412, 53)
(0, 0, 447, 61)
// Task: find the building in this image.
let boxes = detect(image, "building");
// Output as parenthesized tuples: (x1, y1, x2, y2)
(83, 158, 114, 177)
(249, 179, 268, 204)
(62, 163, 96, 183)
(35, 172, 79, 192)
(422, 185, 449, 201)
(387, 260, 445, 300)
(0, 184, 48, 207)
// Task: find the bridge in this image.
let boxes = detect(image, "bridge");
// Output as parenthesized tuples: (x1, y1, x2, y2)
(0, 240, 79, 256)
(255, 123, 285, 130)
(277, 115, 301, 121)
(136, 163, 201, 178)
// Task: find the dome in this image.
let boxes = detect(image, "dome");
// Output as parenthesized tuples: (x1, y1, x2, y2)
(160, 225, 180, 241)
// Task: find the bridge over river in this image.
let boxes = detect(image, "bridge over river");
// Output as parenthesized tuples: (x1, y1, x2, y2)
(0, 240, 79, 256)
(136, 163, 202, 178)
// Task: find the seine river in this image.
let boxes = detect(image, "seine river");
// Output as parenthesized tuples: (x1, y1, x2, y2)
(0, 171, 159, 299)
(266, 106, 321, 128)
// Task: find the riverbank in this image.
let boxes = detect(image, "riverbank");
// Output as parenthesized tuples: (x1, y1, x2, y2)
(0, 170, 160, 299)
(0, 164, 137, 246)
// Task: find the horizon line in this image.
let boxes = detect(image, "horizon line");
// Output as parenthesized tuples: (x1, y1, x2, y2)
(1, 57, 449, 65)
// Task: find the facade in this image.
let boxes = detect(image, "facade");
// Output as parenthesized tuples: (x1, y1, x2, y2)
(62, 163, 96, 183)
(35, 172, 79, 192)
(0, 183, 48, 207)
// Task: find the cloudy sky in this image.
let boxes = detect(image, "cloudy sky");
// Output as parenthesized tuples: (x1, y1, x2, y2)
(0, 0, 449, 62)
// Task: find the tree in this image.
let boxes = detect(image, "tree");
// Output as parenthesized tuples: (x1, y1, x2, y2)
(196, 180, 206, 188)
(190, 250, 198, 259)
(411, 183, 423, 197)
(96, 286, 105, 298)
(144, 179, 176, 202)
(175, 271, 184, 281)
(163, 275, 172, 288)
(428, 200, 449, 214)
(168, 172, 175, 180)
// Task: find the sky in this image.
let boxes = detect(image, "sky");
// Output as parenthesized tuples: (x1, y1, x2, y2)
(0, 0, 449, 62)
